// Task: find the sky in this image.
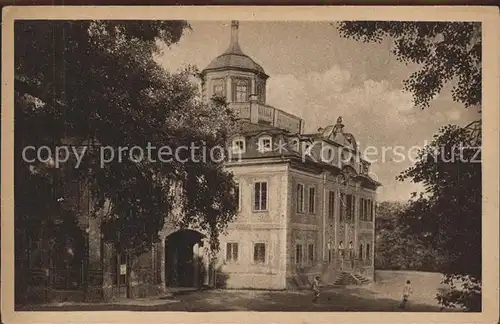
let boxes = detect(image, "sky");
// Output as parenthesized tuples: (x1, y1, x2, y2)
(155, 21, 480, 202)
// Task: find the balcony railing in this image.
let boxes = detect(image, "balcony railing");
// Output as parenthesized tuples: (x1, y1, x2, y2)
(228, 102, 302, 134)
(257, 105, 274, 124)
(231, 102, 251, 119)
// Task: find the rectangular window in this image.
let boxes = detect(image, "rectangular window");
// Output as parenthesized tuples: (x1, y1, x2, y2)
(254, 182, 268, 211)
(340, 193, 345, 221)
(254, 243, 266, 264)
(296, 183, 304, 213)
(295, 244, 303, 264)
(363, 199, 368, 220)
(366, 243, 371, 261)
(328, 191, 335, 219)
(352, 196, 356, 220)
(368, 200, 373, 221)
(308, 187, 316, 213)
(308, 244, 315, 263)
(346, 194, 353, 220)
(359, 198, 364, 220)
(226, 243, 239, 262)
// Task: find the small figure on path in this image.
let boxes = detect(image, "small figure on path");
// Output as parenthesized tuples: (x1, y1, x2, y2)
(312, 276, 320, 303)
(399, 280, 413, 310)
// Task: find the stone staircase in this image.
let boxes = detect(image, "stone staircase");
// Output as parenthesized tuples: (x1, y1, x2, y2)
(333, 272, 370, 286)
(351, 273, 371, 285)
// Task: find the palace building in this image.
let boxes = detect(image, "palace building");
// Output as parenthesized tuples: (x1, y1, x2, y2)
(192, 21, 380, 289)
(15, 21, 380, 304)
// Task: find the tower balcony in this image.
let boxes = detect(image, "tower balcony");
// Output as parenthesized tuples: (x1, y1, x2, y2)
(229, 97, 303, 134)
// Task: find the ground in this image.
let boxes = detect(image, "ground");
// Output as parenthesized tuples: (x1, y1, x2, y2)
(18, 270, 467, 312)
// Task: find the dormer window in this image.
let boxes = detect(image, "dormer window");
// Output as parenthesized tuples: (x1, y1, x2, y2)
(258, 136, 272, 153)
(303, 142, 312, 154)
(324, 146, 334, 163)
(231, 137, 246, 154)
(233, 79, 249, 103)
(341, 148, 352, 165)
(290, 138, 299, 151)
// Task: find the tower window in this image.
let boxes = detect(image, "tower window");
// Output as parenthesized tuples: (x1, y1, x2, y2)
(233, 79, 249, 102)
(256, 83, 262, 101)
(256, 82, 265, 103)
(213, 79, 225, 97)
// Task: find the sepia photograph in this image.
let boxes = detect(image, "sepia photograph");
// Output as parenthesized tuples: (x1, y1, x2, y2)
(2, 5, 499, 324)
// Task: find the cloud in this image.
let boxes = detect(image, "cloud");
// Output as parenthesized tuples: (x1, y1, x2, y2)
(266, 65, 471, 201)
(267, 65, 417, 141)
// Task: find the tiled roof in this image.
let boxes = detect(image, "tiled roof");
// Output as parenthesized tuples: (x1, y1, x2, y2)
(202, 21, 267, 77)
(204, 52, 267, 76)
(231, 121, 285, 135)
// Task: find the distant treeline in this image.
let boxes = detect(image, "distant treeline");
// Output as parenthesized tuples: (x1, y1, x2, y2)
(375, 201, 449, 273)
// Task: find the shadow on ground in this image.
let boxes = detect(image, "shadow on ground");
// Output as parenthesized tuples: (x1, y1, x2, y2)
(19, 286, 460, 312)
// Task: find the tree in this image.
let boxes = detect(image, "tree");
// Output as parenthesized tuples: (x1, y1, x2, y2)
(337, 21, 481, 110)
(338, 21, 483, 311)
(375, 201, 448, 272)
(15, 21, 238, 261)
(397, 123, 482, 311)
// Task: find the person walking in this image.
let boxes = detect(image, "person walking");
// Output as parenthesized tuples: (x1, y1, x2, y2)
(312, 276, 321, 303)
(399, 280, 413, 310)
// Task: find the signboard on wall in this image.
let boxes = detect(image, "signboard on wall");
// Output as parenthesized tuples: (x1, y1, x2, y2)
(120, 264, 127, 275)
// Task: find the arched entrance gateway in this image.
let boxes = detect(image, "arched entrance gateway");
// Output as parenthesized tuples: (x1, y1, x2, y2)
(164, 229, 209, 288)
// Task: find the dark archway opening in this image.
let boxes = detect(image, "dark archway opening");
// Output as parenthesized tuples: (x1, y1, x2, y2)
(165, 229, 204, 288)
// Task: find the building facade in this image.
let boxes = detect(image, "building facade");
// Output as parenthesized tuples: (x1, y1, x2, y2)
(15, 21, 380, 305)
(201, 21, 380, 290)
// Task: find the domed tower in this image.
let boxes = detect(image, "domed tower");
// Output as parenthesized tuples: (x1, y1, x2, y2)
(200, 21, 269, 105)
